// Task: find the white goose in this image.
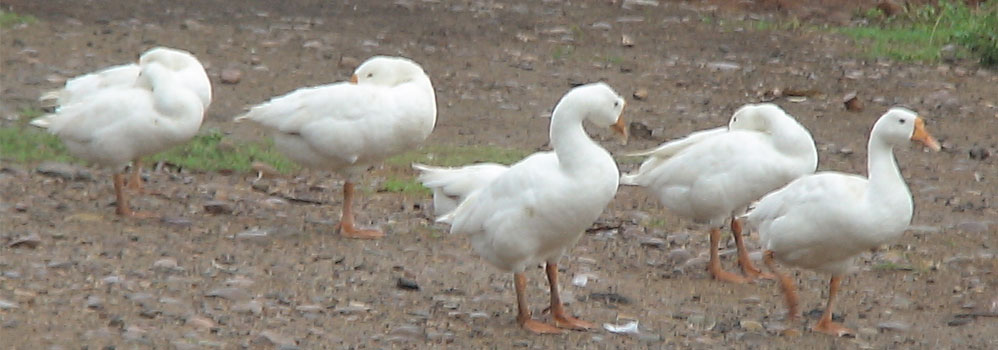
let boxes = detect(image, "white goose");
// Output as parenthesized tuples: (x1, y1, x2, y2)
(236, 56, 436, 239)
(36, 47, 212, 192)
(437, 83, 627, 334)
(412, 162, 508, 216)
(744, 108, 940, 336)
(30, 61, 205, 217)
(620, 104, 817, 283)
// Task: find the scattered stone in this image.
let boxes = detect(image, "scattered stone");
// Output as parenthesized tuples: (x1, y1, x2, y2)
(203, 201, 234, 215)
(333, 301, 371, 314)
(0, 298, 18, 310)
(621, 34, 635, 47)
(160, 216, 193, 227)
(186, 315, 215, 331)
(233, 300, 263, 315)
(740, 319, 764, 332)
(844, 92, 863, 112)
(706, 61, 740, 71)
(947, 315, 973, 326)
(876, 321, 911, 332)
(205, 287, 250, 301)
(86, 295, 104, 310)
(740, 296, 762, 305)
(152, 257, 179, 271)
(639, 236, 666, 248)
(622, 0, 659, 9)
(251, 162, 282, 179)
(396, 277, 420, 291)
(389, 324, 425, 340)
(632, 88, 649, 100)
(235, 228, 271, 243)
(8, 233, 42, 248)
(969, 146, 991, 160)
(890, 296, 912, 310)
(254, 330, 297, 349)
(667, 248, 692, 265)
(220, 69, 242, 84)
(296, 304, 323, 313)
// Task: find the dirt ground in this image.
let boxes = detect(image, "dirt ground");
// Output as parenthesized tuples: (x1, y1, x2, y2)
(1, 0, 996, 349)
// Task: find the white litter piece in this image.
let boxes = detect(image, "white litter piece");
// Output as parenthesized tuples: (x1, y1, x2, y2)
(603, 320, 640, 334)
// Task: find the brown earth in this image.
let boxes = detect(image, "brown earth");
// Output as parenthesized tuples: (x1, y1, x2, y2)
(1, 0, 996, 349)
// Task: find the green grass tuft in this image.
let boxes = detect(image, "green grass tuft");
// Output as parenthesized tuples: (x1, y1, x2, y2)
(837, 0, 997, 64)
(379, 177, 430, 195)
(150, 129, 297, 173)
(0, 126, 74, 163)
(386, 144, 530, 168)
(0, 10, 36, 28)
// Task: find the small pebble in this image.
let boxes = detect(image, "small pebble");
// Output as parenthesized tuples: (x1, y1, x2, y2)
(220, 69, 242, 84)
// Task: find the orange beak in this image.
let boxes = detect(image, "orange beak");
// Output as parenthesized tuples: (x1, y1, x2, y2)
(610, 115, 629, 146)
(911, 117, 941, 151)
(349, 74, 358, 84)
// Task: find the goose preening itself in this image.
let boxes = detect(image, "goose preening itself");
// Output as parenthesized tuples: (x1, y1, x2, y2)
(436, 82, 628, 334)
(35, 47, 212, 193)
(620, 104, 817, 283)
(236, 56, 436, 239)
(30, 60, 206, 217)
(744, 108, 940, 336)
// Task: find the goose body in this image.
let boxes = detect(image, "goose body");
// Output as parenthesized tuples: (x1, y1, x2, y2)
(621, 103, 817, 282)
(31, 60, 206, 216)
(237, 56, 436, 239)
(745, 108, 940, 336)
(436, 82, 628, 334)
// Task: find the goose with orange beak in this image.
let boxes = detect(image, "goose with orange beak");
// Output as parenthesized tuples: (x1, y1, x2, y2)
(236, 56, 436, 239)
(744, 107, 940, 336)
(435, 83, 626, 334)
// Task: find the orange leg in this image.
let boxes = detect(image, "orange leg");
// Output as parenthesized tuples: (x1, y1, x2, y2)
(812, 275, 853, 337)
(545, 262, 596, 330)
(731, 218, 774, 280)
(514, 272, 562, 334)
(126, 159, 145, 191)
(337, 181, 384, 239)
(708, 227, 749, 283)
(113, 173, 156, 218)
(764, 250, 799, 324)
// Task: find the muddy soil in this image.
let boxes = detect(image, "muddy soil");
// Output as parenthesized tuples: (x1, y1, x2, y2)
(1, 0, 996, 349)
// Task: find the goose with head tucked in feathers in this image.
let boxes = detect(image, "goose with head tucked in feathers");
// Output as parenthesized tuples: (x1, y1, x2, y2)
(620, 103, 817, 283)
(436, 82, 628, 334)
(35, 47, 212, 193)
(744, 107, 940, 337)
(30, 60, 205, 217)
(236, 56, 436, 239)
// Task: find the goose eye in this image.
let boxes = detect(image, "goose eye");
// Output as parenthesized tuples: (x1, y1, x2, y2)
(898, 119, 906, 124)
(613, 101, 619, 107)
(367, 73, 374, 78)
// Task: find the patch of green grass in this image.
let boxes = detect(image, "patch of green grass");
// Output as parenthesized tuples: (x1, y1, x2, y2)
(836, 0, 997, 64)
(0, 10, 36, 28)
(379, 176, 430, 195)
(872, 262, 915, 271)
(0, 126, 73, 163)
(150, 129, 297, 173)
(18, 107, 44, 121)
(386, 144, 530, 168)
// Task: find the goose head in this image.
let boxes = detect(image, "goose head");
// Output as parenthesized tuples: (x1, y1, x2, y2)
(872, 108, 941, 151)
(350, 56, 429, 86)
(727, 103, 789, 133)
(560, 82, 628, 143)
(139, 47, 202, 72)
